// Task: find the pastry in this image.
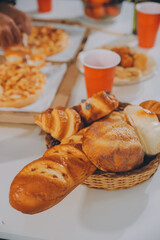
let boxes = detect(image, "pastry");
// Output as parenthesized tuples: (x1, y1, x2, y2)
(124, 105, 160, 155)
(140, 100, 160, 120)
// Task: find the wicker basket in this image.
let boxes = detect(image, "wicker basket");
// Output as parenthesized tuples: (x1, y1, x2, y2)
(82, 102, 160, 190)
(45, 102, 160, 191)
(82, 154, 160, 190)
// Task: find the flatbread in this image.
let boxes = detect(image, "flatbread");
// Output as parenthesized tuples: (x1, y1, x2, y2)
(27, 25, 70, 57)
(0, 64, 46, 108)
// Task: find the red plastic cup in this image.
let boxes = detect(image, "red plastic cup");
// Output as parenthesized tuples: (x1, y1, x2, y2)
(37, 0, 52, 13)
(136, 2, 160, 49)
(79, 49, 121, 98)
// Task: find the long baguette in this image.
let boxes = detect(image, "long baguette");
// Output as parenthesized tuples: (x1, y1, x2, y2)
(9, 143, 96, 214)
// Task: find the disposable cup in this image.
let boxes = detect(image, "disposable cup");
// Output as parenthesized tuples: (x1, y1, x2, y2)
(37, 0, 52, 13)
(136, 2, 160, 49)
(79, 49, 121, 97)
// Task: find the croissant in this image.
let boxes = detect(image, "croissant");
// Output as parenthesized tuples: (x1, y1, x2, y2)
(35, 107, 83, 141)
(9, 142, 96, 214)
(140, 100, 160, 120)
(35, 91, 119, 141)
(74, 91, 119, 124)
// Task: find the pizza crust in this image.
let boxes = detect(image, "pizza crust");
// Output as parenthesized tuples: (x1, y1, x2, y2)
(0, 88, 44, 108)
(0, 64, 46, 108)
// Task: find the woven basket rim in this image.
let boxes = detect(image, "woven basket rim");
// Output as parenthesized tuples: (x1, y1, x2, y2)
(88, 153, 160, 179)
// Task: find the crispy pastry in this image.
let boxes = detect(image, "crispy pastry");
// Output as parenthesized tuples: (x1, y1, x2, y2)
(82, 113, 144, 172)
(35, 91, 119, 141)
(140, 100, 160, 121)
(35, 107, 83, 141)
(9, 143, 96, 214)
(124, 105, 160, 155)
(74, 91, 119, 124)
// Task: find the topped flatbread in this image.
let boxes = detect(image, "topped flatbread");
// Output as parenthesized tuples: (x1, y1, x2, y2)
(0, 63, 46, 108)
(27, 25, 69, 57)
(4, 25, 70, 66)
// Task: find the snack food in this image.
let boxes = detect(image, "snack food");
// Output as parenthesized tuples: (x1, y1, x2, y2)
(9, 92, 160, 215)
(4, 45, 29, 64)
(124, 105, 160, 155)
(9, 143, 96, 214)
(35, 107, 83, 141)
(101, 46, 155, 85)
(74, 91, 119, 124)
(82, 112, 144, 172)
(27, 25, 70, 57)
(140, 100, 160, 120)
(0, 64, 46, 108)
(4, 25, 70, 66)
(35, 91, 119, 141)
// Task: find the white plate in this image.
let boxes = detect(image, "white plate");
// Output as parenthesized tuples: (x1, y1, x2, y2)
(77, 45, 157, 86)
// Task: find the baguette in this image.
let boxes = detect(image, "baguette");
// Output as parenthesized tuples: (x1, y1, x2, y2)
(9, 143, 96, 214)
(140, 100, 160, 120)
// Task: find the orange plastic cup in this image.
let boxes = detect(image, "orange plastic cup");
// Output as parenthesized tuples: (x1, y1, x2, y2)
(136, 2, 160, 49)
(37, 0, 52, 13)
(79, 49, 121, 98)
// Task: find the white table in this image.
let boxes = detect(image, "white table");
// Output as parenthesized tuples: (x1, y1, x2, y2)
(0, 1, 160, 240)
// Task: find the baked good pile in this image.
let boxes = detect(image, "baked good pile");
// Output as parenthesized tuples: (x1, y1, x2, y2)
(9, 91, 160, 214)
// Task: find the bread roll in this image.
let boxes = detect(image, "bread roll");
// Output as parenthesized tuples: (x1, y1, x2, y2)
(9, 144, 96, 214)
(82, 113, 144, 172)
(140, 100, 160, 120)
(74, 91, 119, 124)
(124, 105, 160, 155)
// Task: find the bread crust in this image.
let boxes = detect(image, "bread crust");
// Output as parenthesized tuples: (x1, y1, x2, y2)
(140, 100, 160, 121)
(0, 88, 44, 108)
(9, 144, 96, 214)
(82, 116, 144, 172)
(28, 26, 70, 57)
(0, 64, 46, 108)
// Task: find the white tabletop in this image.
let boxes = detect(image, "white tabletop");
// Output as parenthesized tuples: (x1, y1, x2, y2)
(0, 1, 160, 240)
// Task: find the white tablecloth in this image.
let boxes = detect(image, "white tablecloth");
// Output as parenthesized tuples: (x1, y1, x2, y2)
(0, 1, 160, 240)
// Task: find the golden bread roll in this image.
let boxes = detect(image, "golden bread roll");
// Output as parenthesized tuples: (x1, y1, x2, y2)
(9, 144, 96, 214)
(74, 91, 119, 124)
(124, 105, 160, 155)
(140, 100, 160, 120)
(35, 107, 82, 141)
(82, 115, 144, 172)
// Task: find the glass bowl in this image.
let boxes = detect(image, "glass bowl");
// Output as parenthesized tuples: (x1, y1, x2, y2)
(81, 0, 123, 21)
